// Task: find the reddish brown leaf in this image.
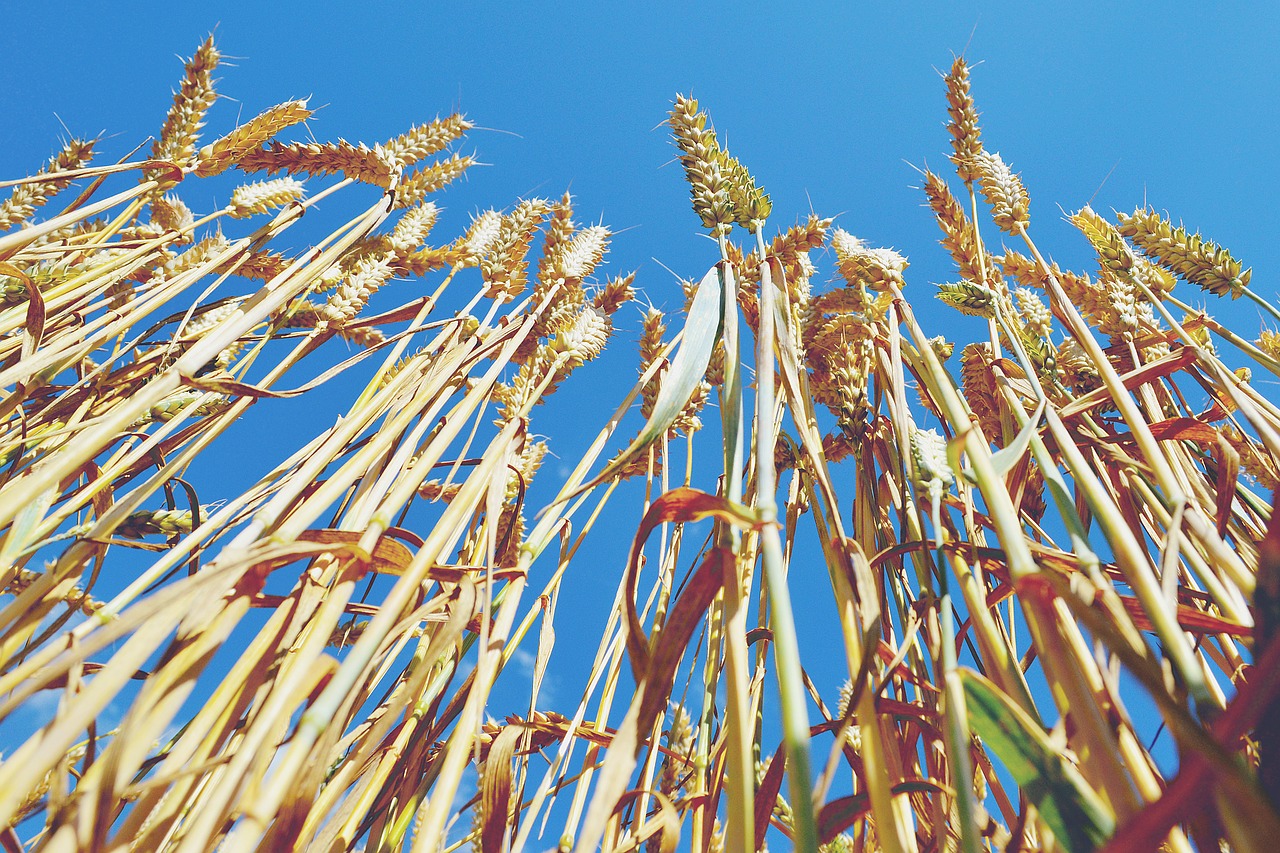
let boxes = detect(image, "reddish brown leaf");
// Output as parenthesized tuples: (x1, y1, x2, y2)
(754, 742, 786, 850)
(1147, 417, 1221, 444)
(624, 487, 762, 680)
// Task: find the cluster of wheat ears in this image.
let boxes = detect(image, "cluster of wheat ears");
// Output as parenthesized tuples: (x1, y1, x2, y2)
(1, 35, 1278, 853)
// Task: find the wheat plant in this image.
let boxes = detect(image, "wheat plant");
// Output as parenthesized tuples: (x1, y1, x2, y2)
(1, 38, 1278, 853)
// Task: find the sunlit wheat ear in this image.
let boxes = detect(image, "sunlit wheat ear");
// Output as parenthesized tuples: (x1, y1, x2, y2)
(318, 254, 395, 324)
(383, 113, 472, 167)
(387, 202, 439, 253)
(945, 56, 983, 183)
(480, 198, 551, 299)
(149, 193, 194, 241)
(228, 177, 307, 218)
(235, 139, 396, 187)
(591, 271, 635, 314)
(637, 306, 667, 419)
(394, 152, 474, 208)
(1222, 426, 1280, 491)
(1014, 288, 1051, 338)
(936, 280, 996, 318)
(1116, 205, 1252, 298)
(830, 228, 908, 291)
(973, 150, 1029, 233)
(1063, 215, 1139, 339)
(151, 34, 220, 174)
(195, 99, 313, 177)
(0, 139, 97, 229)
(1001, 247, 1120, 333)
(1257, 330, 1280, 361)
(718, 146, 771, 228)
(959, 342, 1003, 443)
(923, 170, 985, 284)
(547, 225, 610, 281)
(668, 94, 734, 234)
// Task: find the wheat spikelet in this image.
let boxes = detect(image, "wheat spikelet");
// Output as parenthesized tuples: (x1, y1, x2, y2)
(148, 194, 195, 242)
(830, 228, 907, 291)
(496, 305, 610, 421)
(461, 209, 504, 263)
(1098, 272, 1139, 337)
(767, 215, 832, 304)
(1074, 205, 1133, 273)
(276, 300, 385, 347)
(638, 306, 666, 419)
(539, 193, 576, 263)
(160, 230, 231, 281)
(228, 177, 307, 218)
(1055, 337, 1101, 394)
(114, 508, 201, 539)
(1001, 249, 1122, 333)
(945, 56, 983, 183)
(936, 281, 996, 318)
(0, 138, 97, 229)
(923, 170, 986, 285)
(659, 704, 694, 798)
(1257, 330, 1280, 361)
(481, 199, 551, 298)
(548, 225, 610, 281)
(911, 427, 954, 502)
(505, 440, 548, 501)
(591, 272, 635, 315)
(548, 304, 609, 368)
(3, 569, 102, 619)
(384, 114, 472, 167)
(668, 94, 733, 234)
(322, 254, 396, 323)
(395, 152, 474, 209)
(388, 202, 439, 254)
(399, 245, 468, 276)
(718, 146, 771, 228)
(1014, 288, 1051, 338)
(217, 249, 293, 282)
(236, 139, 395, 187)
(632, 301, 708, 436)
(151, 35, 220, 175)
(195, 99, 312, 177)
(1222, 426, 1280, 491)
(417, 480, 463, 502)
(973, 151, 1029, 233)
(179, 300, 242, 339)
(143, 391, 230, 424)
(736, 214, 831, 295)
(960, 343, 1002, 444)
(1116, 206, 1251, 298)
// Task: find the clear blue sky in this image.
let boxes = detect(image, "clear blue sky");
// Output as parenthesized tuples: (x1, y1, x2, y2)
(4, 0, 1279, 841)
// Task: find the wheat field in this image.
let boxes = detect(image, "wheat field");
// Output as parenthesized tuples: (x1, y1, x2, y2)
(1, 36, 1278, 853)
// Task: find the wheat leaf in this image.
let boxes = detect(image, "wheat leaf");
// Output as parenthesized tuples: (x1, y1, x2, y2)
(961, 668, 1115, 852)
(573, 263, 723, 493)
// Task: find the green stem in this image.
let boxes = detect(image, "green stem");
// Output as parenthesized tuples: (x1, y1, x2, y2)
(754, 233, 818, 853)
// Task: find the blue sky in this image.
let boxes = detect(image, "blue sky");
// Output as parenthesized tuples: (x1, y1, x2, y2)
(4, 1, 1279, 843)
